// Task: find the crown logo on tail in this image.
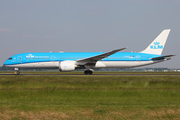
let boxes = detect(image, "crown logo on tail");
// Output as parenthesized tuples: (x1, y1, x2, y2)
(153, 41, 160, 45)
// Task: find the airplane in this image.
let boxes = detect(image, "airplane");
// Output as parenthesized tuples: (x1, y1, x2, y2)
(3, 29, 175, 75)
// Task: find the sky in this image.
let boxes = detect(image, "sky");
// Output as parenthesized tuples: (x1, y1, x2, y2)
(0, 0, 180, 68)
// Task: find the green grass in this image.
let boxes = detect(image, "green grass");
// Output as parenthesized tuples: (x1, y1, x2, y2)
(0, 75, 180, 119)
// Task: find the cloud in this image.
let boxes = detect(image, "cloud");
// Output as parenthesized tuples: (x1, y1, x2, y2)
(177, 27, 180, 32)
(89, 12, 101, 15)
(105, 38, 117, 42)
(22, 35, 55, 39)
(0, 28, 12, 32)
(44, 35, 55, 39)
(22, 35, 35, 38)
(137, 29, 144, 32)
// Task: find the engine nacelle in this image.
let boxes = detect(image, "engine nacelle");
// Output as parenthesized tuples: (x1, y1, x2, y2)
(59, 61, 76, 71)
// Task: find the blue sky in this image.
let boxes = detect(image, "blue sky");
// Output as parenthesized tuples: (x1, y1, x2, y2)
(1, 0, 180, 68)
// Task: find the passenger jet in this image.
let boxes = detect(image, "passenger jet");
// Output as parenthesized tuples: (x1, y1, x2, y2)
(3, 29, 174, 74)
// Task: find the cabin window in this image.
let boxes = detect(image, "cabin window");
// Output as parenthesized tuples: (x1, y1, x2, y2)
(8, 58, 12, 60)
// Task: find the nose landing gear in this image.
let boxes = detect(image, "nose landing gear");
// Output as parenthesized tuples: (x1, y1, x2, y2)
(14, 71, 20, 75)
(14, 68, 20, 75)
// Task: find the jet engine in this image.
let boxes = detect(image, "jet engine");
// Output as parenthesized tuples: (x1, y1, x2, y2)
(59, 61, 76, 71)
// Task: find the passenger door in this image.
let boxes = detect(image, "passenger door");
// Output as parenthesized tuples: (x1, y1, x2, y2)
(17, 56, 22, 63)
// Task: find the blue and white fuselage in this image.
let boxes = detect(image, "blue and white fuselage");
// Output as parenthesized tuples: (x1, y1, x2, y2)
(3, 29, 175, 74)
(4, 52, 165, 68)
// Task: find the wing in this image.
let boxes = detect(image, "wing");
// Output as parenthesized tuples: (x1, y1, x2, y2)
(76, 47, 127, 64)
(150, 55, 175, 60)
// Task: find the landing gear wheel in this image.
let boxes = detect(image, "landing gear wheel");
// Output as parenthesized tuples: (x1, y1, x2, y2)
(89, 71, 92, 74)
(84, 71, 88, 74)
(84, 70, 93, 75)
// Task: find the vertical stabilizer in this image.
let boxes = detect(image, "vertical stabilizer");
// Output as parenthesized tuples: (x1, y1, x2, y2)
(141, 29, 171, 55)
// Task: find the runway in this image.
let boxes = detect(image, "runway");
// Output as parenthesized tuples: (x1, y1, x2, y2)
(0, 73, 180, 76)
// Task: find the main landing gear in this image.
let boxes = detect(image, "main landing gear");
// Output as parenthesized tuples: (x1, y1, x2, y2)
(14, 68, 20, 75)
(84, 70, 93, 75)
(84, 65, 93, 75)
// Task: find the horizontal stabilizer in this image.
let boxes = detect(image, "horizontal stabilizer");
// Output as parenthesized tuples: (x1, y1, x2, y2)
(150, 55, 175, 60)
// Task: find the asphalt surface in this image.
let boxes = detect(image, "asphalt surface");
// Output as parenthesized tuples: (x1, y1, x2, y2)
(0, 73, 180, 76)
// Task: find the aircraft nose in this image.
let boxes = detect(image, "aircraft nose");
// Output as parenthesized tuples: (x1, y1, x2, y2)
(3, 59, 11, 66)
(3, 60, 8, 66)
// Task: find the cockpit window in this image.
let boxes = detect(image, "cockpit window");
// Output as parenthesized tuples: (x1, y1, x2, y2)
(8, 58, 12, 60)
